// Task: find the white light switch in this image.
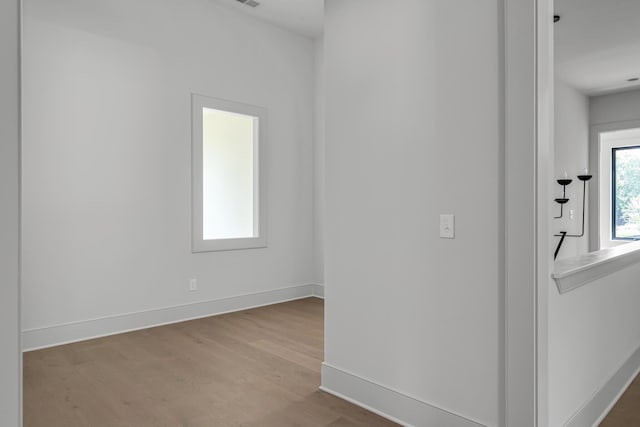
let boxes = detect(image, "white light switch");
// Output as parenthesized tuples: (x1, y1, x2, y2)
(440, 214, 455, 239)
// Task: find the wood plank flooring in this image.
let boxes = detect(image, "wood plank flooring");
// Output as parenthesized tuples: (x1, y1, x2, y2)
(24, 298, 397, 427)
(600, 373, 640, 426)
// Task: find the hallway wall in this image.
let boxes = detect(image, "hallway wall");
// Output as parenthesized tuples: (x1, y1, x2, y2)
(322, 0, 502, 425)
(553, 79, 589, 259)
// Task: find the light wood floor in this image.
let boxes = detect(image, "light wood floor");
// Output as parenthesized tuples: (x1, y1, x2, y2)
(600, 373, 640, 426)
(24, 298, 397, 427)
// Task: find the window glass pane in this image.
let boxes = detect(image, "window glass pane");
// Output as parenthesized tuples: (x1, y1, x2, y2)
(202, 107, 256, 240)
(613, 145, 640, 240)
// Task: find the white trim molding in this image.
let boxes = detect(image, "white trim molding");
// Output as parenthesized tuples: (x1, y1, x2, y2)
(589, 119, 640, 252)
(23, 284, 319, 352)
(552, 241, 640, 293)
(565, 345, 640, 427)
(320, 363, 487, 427)
(0, 0, 22, 425)
(594, 122, 640, 251)
(504, 0, 554, 425)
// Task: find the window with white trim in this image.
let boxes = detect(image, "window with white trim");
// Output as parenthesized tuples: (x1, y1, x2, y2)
(598, 127, 640, 248)
(191, 94, 267, 252)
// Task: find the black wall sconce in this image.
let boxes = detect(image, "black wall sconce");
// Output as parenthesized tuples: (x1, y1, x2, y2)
(553, 171, 592, 260)
(554, 175, 572, 219)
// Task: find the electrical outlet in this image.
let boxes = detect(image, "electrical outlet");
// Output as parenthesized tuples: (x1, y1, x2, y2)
(189, 279, 197, 292)
(440, 214, 455, 239)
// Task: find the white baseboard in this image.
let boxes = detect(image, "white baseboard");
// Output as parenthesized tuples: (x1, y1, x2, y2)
(320, 363, 486, 427)
(22, 284, 319, 352)
(565, 344, 640, 427)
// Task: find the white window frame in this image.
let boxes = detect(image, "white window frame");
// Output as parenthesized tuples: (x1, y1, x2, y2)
(191, 94, 267, 252)
(594, 121, 640, 249)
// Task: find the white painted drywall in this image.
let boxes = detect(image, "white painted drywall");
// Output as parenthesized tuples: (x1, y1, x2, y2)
(313, 37, 325, 285)
(0, 1, 21, 424)
(591, 88, 640, 125)
(548, 264, 640, 426)
(22, 0, 315, 335)
(553, 79, 590, 259)
(323, 1, 501, 425)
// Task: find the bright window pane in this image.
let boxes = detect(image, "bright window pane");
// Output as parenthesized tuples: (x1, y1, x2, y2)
(613, 145, 640, 240)
(202, 107, 256, 240)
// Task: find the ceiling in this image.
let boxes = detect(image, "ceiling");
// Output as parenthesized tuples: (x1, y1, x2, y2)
(554, 0, 640, 95)
(210, 0, 640, 94)
(211, 0, 323, 39)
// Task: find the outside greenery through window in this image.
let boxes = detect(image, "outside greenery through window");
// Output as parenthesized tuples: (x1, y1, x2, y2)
(612, 146, 640, 240)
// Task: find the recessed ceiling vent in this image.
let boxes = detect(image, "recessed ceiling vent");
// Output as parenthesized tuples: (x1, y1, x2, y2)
(236, 0, 261, 7)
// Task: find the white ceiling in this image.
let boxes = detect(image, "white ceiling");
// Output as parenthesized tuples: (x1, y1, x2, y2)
(211, 0, 323, 39)
(554, 0, 640, 95)
(210, 0, 640, 94)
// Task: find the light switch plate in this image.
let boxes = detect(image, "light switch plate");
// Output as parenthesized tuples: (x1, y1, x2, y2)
(440, 214, 455, 239)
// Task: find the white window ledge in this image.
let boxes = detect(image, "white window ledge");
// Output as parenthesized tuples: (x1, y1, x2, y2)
(552, 241, 640, 294)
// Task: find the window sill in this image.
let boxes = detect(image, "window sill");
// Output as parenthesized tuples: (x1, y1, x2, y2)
(192, 236, 267, 253)
(552, 241, 640, 294)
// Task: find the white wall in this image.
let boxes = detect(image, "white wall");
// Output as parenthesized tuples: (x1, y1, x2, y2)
(548, 265, 640, 426)
(322, 1, 501, 425)
(553, 79, 590, 259)
(0, 1, 21, 424)
(22, 0, 315, 340)
(313, 37, 325, 285)
(591, 88, 640, 125)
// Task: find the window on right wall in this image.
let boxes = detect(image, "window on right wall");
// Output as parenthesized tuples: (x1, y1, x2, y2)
(598, 126, 640, 248)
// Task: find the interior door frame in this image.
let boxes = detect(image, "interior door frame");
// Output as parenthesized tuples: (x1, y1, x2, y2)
(0, 0, 22, 426)
(504, 0, 553, 425)
(4, 1, 555, 426)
